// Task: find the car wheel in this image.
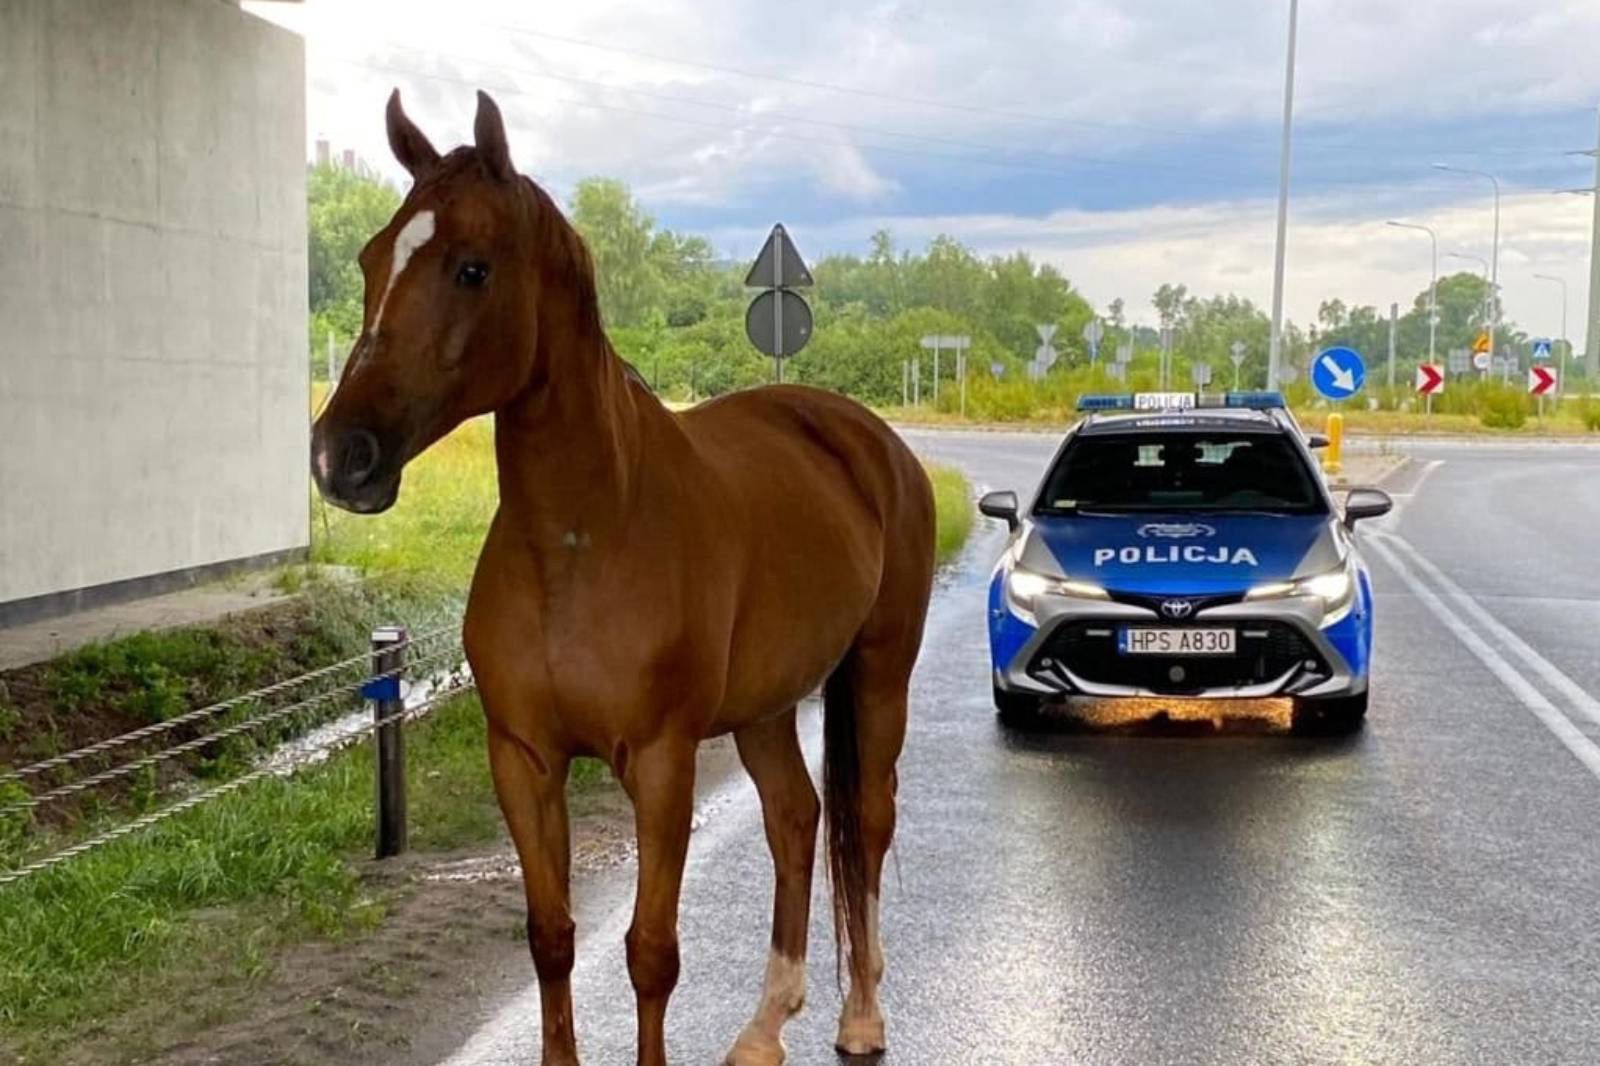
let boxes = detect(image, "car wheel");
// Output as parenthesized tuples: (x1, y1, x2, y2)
(1291, 690, 1368, 735)
(994, 686, 1044, 729)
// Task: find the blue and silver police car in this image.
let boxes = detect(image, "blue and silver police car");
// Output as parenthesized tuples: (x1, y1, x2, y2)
(981, 392, 1392, 733)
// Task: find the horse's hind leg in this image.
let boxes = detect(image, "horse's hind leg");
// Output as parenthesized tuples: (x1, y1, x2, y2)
(724, 708, 819, 1066)
(835, 624, 916, 1056)
(486, 723, 580, 1066)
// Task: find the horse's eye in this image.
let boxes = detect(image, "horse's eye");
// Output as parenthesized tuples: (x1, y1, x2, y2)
(455, 260, 490, 288)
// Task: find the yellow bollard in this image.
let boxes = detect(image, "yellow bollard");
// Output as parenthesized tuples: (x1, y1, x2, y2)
(1324, 412, 1344, 477)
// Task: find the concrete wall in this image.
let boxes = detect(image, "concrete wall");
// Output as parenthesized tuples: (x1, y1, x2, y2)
(0, 0, 309, 618)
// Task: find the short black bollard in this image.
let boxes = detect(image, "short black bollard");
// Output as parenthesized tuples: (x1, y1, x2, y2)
(368, 625, 409, 859)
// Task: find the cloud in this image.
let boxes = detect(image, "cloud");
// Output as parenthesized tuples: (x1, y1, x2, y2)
(245, 0, 1598, 348)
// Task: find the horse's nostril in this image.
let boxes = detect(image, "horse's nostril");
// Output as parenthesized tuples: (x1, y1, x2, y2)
(340, 430, 382, 486)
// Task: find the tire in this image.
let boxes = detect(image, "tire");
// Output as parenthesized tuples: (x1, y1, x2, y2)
(994, 686, 1044, 729)
(1291, 690, 1368, 735)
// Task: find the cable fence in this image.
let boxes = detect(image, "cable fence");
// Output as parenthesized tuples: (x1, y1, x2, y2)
(0, 623, 476, 887)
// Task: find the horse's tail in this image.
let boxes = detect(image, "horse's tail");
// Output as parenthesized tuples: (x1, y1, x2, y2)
(823, 643, 869, 985)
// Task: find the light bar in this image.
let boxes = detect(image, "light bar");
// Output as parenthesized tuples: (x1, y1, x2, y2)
(1076, 394, 1136, 411)
(1224, 391, 1288, 409)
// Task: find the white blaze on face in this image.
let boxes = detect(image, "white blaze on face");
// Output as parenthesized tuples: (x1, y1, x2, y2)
(370, 209, 436, 336)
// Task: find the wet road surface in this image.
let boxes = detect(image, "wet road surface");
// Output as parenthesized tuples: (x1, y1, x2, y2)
(441, 430, 1600, 1065)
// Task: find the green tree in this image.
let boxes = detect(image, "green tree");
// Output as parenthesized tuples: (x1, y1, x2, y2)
(307, 161, 402, 347)
(1152, 283, 1189, 330)
(568, 178, 666, 328)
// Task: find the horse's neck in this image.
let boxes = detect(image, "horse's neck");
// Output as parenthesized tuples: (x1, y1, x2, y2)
(492, 322, 671, 544)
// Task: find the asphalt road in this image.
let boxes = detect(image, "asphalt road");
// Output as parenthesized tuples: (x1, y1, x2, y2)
(441, 430, 1600, 1066)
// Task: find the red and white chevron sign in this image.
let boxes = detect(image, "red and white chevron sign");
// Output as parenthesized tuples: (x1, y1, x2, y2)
(1415, 364, 1445, 395)
(1528, 366, 1557, 396)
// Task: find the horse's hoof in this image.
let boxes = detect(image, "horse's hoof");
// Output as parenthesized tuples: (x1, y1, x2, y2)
(834, 1015, 886, 1057)
(723, 1029, 786, 1066)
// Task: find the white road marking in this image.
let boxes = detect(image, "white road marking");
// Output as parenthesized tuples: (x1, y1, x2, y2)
(370, 209, 436, 337)
(1363, 536, 1600, 782)
(1377, 532, 1600, 731)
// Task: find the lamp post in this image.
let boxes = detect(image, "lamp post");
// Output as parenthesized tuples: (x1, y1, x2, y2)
(1386, 220, 1438, 366)
(1266, 0, 1300, 392)
(1448, 252, 1491, 375)
(1433, 164, 1502, 359)
(1533, 272, 1570, 395)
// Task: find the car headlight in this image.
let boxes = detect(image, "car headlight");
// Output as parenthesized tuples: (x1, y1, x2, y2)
(1006, 566, 1109, 613)
(1245, 559, 1356, 615)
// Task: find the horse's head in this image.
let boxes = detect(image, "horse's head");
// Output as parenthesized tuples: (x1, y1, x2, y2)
(312, 90, 561, 513)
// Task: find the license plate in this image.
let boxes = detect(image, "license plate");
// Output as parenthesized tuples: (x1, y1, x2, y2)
(1118, 627, 1236, 656)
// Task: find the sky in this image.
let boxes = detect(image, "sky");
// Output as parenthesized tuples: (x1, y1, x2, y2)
(246, 0, 1600, 343)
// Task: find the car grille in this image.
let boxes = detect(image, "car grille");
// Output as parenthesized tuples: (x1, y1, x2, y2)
(1028, 619, 1328, 695)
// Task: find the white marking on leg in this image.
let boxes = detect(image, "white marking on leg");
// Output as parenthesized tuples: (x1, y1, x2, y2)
(369, 209, 436, 338)
(866, 892, 883, 979)
(726, 949, 805, 1065)
(836, 892, 887, 1054)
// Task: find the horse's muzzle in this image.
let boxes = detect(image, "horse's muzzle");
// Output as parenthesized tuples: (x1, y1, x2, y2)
(311, 426, 400, 514)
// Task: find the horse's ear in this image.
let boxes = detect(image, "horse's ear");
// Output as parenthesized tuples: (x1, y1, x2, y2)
(474, 91, 515, 182)
(386, 89, 440, 179)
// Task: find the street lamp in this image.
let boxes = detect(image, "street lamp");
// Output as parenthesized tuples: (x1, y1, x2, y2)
(1386, 220, 1438, 366)
(1533, 272, 1570, 394)
(1266, 0, 1300, 392)
(1433, 163, 1502, 359)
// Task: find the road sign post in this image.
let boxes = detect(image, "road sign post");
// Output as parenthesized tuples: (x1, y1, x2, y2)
(1416, 362, 1444, 417)
(1529, 365, 1557, 419)
(1229, 340, 1247, 390)
(1032, 324, 1059, 380)
(744, 224, 814, 382)
(1083, 318, 1105, 365)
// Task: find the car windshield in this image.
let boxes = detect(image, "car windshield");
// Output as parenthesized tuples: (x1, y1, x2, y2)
(1036, 431, 1325, 515)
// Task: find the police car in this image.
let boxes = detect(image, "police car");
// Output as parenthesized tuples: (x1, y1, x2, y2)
(980, 391, 1392, 733)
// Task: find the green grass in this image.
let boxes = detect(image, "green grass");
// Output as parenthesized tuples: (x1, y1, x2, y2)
(929, 464, 974, 566)
(0, 689, 607, 1053)
(311, 416, 498, 584)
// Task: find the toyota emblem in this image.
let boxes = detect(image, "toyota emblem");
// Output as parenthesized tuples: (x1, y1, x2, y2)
(1160, 599, 1195, 620)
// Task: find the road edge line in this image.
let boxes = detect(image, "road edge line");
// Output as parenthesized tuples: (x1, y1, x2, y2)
(1378, 532, 1600, 732)
(1363, 536, 1600, 782)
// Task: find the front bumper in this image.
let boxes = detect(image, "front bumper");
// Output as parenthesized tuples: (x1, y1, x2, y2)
(990, 590, 1367, 701)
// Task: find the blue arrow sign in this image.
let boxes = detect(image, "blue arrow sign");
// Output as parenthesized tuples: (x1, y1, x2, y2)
(1532, 338, 1554, 361)
(1311, 346, 1366, 400)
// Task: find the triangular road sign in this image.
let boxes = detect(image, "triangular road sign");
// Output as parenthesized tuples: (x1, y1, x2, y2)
(745, 224, 814, 288)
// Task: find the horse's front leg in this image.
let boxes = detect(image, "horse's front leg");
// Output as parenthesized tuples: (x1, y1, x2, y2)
(622, 736, 698, 1066)
(487, 722, 579, 1065)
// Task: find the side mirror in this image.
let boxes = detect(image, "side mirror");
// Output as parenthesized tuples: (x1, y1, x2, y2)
(1305, 432, 1330, 449)
(978, 490, 1021, 531)
(1343, 487, 1392, 529)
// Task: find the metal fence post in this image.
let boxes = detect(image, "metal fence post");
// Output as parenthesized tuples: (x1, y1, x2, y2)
(370, 625, 408, 858)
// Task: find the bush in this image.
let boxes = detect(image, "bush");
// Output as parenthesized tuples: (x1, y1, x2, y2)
(1478, 387, 1529, 429)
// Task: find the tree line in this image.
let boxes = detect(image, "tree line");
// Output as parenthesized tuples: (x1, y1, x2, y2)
(305, 163, 1539, 404)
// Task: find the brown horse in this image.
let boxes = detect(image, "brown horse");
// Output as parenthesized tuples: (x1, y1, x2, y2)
(310, 90, 935, 1066)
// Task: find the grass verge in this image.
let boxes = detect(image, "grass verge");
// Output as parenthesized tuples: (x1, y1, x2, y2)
(928, 463, 974, 566)
(0, 689, 605, 1059)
